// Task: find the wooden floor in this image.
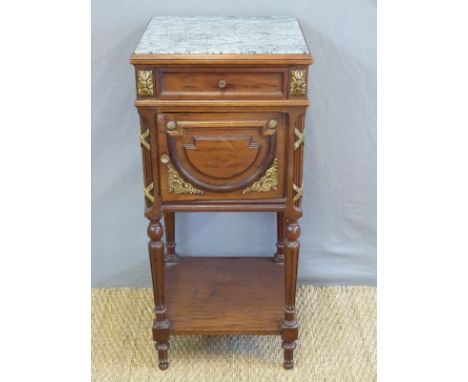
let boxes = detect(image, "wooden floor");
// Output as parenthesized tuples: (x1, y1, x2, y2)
(166, 257, 284, 335)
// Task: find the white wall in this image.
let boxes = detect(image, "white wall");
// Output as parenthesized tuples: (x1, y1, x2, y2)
(92, 0, 376, 286)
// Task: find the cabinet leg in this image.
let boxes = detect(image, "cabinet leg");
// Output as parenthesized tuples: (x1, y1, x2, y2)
(282, 339, 297, 369)
(148, 217, 170, 370)
(154, 340, 170, 370)
(273, 212, 285, 263)
(156, 343, 169, 370)
(153, 323, 170, 370)
(281, 217, 300, 369)
(164, 212, 178, 262)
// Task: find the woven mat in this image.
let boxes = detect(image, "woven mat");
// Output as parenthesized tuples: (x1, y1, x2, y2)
(92, 286, 376, 382)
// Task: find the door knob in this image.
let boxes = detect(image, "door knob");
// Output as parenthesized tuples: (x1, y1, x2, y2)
(217, 80, 227, 89)
(160, 154, 170, 164)
(268, 119, 279, 129)
(166, 121, 177, 130)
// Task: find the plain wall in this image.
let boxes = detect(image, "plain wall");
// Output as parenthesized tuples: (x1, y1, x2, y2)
(91, 0, 376, 286)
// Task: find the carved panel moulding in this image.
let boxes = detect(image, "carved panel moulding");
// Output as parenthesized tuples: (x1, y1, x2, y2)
(290, 70, 307, 96)
(137, 70, 154, 96)
(242, 158, 278, 194)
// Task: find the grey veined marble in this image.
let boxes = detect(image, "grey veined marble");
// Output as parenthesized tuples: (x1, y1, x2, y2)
(134, 16, 309, 55)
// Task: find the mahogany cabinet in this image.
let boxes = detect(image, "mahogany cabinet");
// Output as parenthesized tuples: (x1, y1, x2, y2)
(130, 16, 312, 370)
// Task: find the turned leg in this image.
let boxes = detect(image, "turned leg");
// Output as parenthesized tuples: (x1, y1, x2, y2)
(273, 212, 285, 263)
(148, 217, 170, 370)
(154, 336, 169, 371)
(281, 217, 300, 369)
(164, 212, 178, 262)
(282, 340, 297, 369)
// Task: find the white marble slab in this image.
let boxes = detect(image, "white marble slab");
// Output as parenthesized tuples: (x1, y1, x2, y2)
(134, 16, 308, 55)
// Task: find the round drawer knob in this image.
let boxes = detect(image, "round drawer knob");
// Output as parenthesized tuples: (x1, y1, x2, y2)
(166, 121, 177, 130)
(160, 154, 170, 164)
(217, 80, 227, 89)
(268, 119, 279, 129)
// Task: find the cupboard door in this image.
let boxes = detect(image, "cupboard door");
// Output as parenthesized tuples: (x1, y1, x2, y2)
(156, 112, 286, 201)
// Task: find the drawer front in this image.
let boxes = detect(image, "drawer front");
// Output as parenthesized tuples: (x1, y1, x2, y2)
(156, 113, 286, 201)
(157, 68, 287, 99)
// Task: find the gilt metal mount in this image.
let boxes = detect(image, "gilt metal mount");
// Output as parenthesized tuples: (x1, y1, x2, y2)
(242, 158, 279, 194)
(140, 128, 150, 151)
(166, 163, 204, 195)
(144, 182, 155, 203)
(294, 128, 304, 150)
(290, 70, 307, 96)
(293, 183, 303, 203)
(137, 70, 154, 96)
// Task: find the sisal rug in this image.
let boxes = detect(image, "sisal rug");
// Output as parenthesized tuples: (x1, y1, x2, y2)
(92, 286, 376, 382)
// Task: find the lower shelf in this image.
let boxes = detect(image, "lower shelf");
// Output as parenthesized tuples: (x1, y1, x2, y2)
(165, 257, 284, 335)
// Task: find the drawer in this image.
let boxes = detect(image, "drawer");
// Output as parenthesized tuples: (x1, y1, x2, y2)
(156, 113, 286, 201)
(157, 68, 288, 99)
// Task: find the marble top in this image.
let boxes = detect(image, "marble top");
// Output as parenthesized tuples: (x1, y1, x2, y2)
(134, 16, 309, 55)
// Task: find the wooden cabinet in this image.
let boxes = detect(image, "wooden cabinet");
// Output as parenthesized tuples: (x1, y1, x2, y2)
(131, 16, 312, 370)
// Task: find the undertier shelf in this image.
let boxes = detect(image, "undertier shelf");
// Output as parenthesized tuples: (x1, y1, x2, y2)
(165, 257, 284, 335)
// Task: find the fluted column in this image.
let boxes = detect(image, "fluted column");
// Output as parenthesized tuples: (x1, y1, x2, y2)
(281, 217, 300, 369)
(148, 217, 170, 370)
